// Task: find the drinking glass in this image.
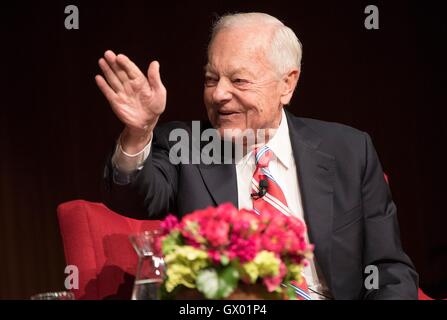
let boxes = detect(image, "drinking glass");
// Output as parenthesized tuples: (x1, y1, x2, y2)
(129, 230, 166, 300)
(30, 291, 75, 300)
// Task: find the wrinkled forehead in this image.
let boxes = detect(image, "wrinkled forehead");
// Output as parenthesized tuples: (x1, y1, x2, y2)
(206, 27, 275, 74)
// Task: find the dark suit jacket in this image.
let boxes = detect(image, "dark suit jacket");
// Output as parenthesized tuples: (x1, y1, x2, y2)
(102, 110, 418, 300)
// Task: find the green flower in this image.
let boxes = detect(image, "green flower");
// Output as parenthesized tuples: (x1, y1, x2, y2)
(239, 261, 259, 284)
(161, 230, 182, 255)
(238, 251, 281, 284)
(164, 246, 210, 292)
(287, 263, 304, 283)
(165, 264, 196, 292)
(253, 251, 280, 277)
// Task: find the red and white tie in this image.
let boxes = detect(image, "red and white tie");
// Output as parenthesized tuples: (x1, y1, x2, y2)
(251, 145, 312, 300)
(251, 145, 294, 217)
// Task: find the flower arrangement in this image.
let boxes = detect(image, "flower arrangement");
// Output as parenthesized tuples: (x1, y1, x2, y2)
(156, 203, 313, 300)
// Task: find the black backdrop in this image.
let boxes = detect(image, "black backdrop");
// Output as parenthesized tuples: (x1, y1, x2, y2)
(0, 0, 446, 299)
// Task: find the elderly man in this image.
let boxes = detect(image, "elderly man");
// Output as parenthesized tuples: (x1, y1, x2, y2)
(97, 12, 418, 299)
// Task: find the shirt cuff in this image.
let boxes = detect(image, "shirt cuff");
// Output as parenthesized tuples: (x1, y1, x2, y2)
(111, 137, 152, 185)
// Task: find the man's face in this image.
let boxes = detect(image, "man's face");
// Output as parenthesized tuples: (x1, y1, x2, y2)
(204, 27, 285, 138)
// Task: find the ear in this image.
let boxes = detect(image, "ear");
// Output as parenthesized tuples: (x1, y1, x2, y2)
(280, 69, 300, 105)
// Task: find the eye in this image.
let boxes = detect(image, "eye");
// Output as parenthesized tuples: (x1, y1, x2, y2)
(205, 76, 218, 87)
(232, 78, 248, 84)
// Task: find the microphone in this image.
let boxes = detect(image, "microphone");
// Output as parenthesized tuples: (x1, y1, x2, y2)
(251, 179, 268, 199)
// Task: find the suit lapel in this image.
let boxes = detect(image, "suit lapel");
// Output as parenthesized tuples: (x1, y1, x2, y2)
(192, 120, 238, 208)
(198, 163, 238, 207)
(286, 111, 335, 291)
(197, 135, 239, 208)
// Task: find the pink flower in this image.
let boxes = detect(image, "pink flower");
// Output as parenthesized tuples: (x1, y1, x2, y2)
(160, 214, 179, 235)
(263, 261, 287, 292)
(261, 226, 286, 254)
(288, 216, 306, 236)
(215, 203, 239, 222)
(184, 237, 201, 248)
(290, 254, 304, 265)
(232, 210, 259, 238)
(282, 230, 302, 254)
(208, 249, 221, 264)
(202, 219, 230, 247)
(228, 235, 259, 262)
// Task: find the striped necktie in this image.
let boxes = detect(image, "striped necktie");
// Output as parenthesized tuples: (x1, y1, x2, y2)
(251, 145, 293, 217)
(251, 145, 312, 300)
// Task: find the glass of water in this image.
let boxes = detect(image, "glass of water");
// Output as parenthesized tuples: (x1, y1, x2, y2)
(30, 291, 75, 300)
(129, 230, 165, 300)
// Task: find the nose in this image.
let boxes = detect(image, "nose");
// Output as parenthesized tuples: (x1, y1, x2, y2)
(212, 78, 232, 104)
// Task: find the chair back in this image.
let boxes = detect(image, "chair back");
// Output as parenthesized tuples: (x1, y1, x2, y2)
(57, 200, 160, 299)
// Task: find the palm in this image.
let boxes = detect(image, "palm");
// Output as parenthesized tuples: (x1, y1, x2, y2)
(112, 76, 165, 130)
(95, 50, 166, 133)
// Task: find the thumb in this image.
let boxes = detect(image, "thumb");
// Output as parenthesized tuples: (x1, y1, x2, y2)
(147, 60, 164, 90)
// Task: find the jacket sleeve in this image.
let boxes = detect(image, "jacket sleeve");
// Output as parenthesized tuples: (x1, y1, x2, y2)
(361, 132, 419, 299)
(101, 124, 179, 220)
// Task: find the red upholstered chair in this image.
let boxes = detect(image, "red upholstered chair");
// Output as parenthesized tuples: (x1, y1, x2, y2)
(57, 200, 160, 300)
(57, 199, 434, 300)
(418, 288, 434, 300)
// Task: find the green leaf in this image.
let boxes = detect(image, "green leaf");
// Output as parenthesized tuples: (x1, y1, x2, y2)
(217, 266, 240, 299)
(196, 269, 220, 299)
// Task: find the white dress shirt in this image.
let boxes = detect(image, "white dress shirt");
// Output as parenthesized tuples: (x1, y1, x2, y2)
(112, 109, 331, 299)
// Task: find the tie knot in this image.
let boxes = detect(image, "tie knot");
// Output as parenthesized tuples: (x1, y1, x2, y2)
(254, 146, 273, 168)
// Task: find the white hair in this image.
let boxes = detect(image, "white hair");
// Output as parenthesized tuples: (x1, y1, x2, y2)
(209, 12, 303, 75)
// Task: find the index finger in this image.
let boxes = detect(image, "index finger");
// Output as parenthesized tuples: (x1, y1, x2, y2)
(116, 54, 144, 80)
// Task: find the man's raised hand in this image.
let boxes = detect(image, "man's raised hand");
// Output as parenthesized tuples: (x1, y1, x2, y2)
(95, 50, 166, 152)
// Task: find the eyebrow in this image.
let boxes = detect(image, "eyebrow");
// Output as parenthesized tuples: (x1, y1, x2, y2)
(203, 65, 256, 78)
(203, 65, 212, 74)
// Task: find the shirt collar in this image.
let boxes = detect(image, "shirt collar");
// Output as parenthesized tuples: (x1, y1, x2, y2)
(266, 108, 293, 169)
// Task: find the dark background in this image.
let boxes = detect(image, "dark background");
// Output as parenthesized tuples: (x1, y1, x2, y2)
(0, 0, 446, 299)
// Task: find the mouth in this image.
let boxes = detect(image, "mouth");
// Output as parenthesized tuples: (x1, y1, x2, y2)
(217, 110, 241, 116)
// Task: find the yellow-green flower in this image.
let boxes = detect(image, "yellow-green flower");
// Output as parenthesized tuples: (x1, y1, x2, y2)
(253, 250, 280, 277)
(240, 261, 259, 284)
(287, 263, 304, 283)
(164, 246, 210, 292)
(165, 264, 196, 292)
